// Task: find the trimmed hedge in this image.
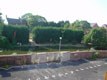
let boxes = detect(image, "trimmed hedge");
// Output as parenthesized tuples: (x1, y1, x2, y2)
(1, 25, 29, 44)
(0, 36, 11, 49)
(32, 27, 84, 44)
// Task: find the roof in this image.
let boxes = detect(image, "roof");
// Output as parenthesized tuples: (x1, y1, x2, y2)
(90, 23, 99, 27)
(6, 17, 27, 25)
(103, 24, 107, 29)
(103, 24, 107, 27)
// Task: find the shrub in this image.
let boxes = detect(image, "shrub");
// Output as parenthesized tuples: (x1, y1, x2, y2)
(0, 36, 11, 49)
(1, 25, 29, 44)
(92, 51, 99, 59)
(83, 28, 107, 49)
(32, 27, 84, 44)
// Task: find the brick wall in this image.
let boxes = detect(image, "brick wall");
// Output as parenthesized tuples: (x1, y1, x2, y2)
(0, 50, 107, 66)
(70, 51, 94, 60)
(0, 54, 31, 66)
(70, 50, 107, 61)
(98, 50, 107, 57)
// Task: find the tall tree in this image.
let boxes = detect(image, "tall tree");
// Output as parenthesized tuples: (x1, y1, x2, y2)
(48, 21, 57, 27)
(71, 20, 91, 31)
(0, 12, 3, 24)
(27, 15, 47, 26)
(64, 20, 70, 28)
(21, 13, 32, 19)
(71, 20, 80, 27)
(57, 21, 65, 27)
(21, 13, 47, 31)
(79, 21, 91, 30)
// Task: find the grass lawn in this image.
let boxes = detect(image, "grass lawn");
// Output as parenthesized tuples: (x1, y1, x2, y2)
(0, 45, 90, 55)
(0, 50, 28, 55)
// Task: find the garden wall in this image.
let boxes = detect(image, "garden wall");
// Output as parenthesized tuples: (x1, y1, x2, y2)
(0, 50, 107, 66)
(0, 54, 31, 66)
(98, 50, 107, 57)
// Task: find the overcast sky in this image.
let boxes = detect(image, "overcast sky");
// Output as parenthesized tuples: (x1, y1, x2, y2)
(0, 0, 107, 26)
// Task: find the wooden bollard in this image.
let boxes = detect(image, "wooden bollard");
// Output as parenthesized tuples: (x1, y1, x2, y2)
(104, 72, 107, 80)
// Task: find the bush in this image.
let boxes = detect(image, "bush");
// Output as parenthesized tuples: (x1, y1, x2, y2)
(1, 25, 29, 44)
(32, 27, 84, 44)
(92, 51, 99, 59)
(0, 36, 11, 49)
(83, 28, 107, 49)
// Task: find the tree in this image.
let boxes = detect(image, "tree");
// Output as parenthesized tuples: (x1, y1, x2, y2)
(21, 13, 47, 31)
(79, 21, 91, 30)
(71, 20, 80, 27)
(64, 21, 70, 28)
(0, 12, 3, 24)
(48, 21, 57, 27)
(83, 28, 107, 49)
(71, 20, 91, 31)
(21, 13, 32, 19)
(28, 15, 47, 30)
(57, 21, 65, 27)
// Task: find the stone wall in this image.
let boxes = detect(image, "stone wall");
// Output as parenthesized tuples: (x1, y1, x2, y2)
(31, 52, 60, 63)
(60, 51, 71, 62)
(0, 50, 107, 66)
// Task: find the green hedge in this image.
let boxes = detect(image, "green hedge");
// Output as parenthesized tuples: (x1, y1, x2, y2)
(0, 36, 11, 49)
(1, 25, 29, 44)
(83, 28, 107, 49)
(32, 27, 84, 44)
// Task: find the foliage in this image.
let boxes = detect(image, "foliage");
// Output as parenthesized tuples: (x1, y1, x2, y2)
(71, 20, 91, 31)
(92, 51, 99, 59)
(0, 36, 11, 49)
(32, 27, 62, 43)
(0, 24, 3, 35)
(21, 13, 48, 31)
(32, 27, 84, 44)
(21, 13, 71, 30)
(1, 25, 29, 44)
(48, 21, 58, 27)
(64, 21, 70, 28)
(83, 28, 107, 49)
(21, 13, 32, 19)
(27, 15, 47, 27)
(62, 29, 84, 43)
(0, 12, 3, 24)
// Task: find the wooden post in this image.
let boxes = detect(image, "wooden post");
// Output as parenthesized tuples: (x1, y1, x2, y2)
(104, 72, 107, 80)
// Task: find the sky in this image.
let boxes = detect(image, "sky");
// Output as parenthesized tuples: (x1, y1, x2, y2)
(0, 0, 107, 26)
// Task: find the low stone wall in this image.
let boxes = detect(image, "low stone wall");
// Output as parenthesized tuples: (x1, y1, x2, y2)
(70, 51, 95, 61)
(60, 52, 71, 62)
(98, 50, 107, 57)
(0, 54, 31, 66)
(31, 52, 60, 63)
(0, 50, 107, 66)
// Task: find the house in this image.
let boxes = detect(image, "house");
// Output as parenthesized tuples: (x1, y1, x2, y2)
(90, 23, 99, 28)
(84, 23, 99, 34)
(6, 15, 28, 26)
(102, 24, 107, 29)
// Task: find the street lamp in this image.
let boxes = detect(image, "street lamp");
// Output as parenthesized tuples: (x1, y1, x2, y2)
(59, 37, 62, 51)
